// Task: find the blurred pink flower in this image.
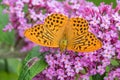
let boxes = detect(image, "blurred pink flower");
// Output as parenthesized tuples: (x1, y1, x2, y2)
(104, 68, 120, 80)
(97, 65, 105, 75)
(3, 23, 13, 32)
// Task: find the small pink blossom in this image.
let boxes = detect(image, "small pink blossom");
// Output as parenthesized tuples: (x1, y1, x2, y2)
(74, 64, 83, 73)
(104, 68, 120, 79)
(97, 65, 105, 75)
(102, 58, 110, 67)
(22, 0, 29, 3)
(29, 9, 38, 21)
(115, 22, 120, 30)
(42, 67, 56, 79)
(66, 68, 75, 77)
(90, 16, 100, 26)
(80, 74, 90, 80)
(31, 0, 44, 5)
(112, 12, 120, 21)
(3, 23, 13, 32)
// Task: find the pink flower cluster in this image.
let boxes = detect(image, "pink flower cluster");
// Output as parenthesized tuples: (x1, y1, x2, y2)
(104, 68, 120, 80)
(2, 0, 120, 80)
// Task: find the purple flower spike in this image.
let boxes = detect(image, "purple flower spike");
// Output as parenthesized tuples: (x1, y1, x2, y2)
(2, 0, 120, 79)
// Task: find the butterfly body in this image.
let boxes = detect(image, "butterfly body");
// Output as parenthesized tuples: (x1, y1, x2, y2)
(59, 33, 68, 52)
(24, 13, 102, 53)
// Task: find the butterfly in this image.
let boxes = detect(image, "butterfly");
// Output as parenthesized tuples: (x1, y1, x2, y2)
(24, 13, 102, 53)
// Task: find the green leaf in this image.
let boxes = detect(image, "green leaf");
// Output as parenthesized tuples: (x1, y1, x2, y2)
(7, 59, 22, 74)
(110, 59, 119, 66)
(23, 4, 28, 13)
(42, 8, 47, 14)
(89, 76, 93, 80)
(75, 74, 80, 80)
(0, 0, 2, 3)
(19, 59, 47, 80)
(80, 69, 86, 74)
(0, 59, 21, 80)
(18, 46, 48, 80)
(106, 66, 110, 72)
(87, 0, 116, 8)
(92, 73, 105, 80)
(0, 71, 18, 80)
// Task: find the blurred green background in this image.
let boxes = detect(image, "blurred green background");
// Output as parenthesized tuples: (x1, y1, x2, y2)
(0, 0, 117, 80)
(0, 1, 22, 79)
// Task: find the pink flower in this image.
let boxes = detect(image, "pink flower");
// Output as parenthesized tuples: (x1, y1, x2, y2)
(102, 42, 115, 58)
(57, 69, 65, 76)
(1, 0, 16, 6)
(3, 23, 13, 32)
(42, 67, 56, 79)
(74, 64, 83, 73)
(31, 0, 44, 5)
(90, 69, 97, 75)
(57, 69, 67, 80)
(80, 74, 90, 80)
(45, 54, 57, 67)
(61, 54, 70, 63)
(22, 0, 29, 3)
(66, 68, 75, 77)
(115, 22, 120, 30)
(112, 12, 120, 21)
(29, 9, 38, 21)
(74, 57, 83, 73)
(64, 61, 72, 69)
(90, 16, 100, 26)
(102, 58, 110, 67)
(16, 11, 25, 18)
(104, 68, 120, 79)
(97, 65, 105, 75)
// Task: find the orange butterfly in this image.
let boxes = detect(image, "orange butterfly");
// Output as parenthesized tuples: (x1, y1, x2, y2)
(24, 13, 102, 53)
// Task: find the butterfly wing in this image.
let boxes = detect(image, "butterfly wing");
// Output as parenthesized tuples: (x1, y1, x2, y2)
(67, 17, 102, 52)
(24, 13, 68, 47)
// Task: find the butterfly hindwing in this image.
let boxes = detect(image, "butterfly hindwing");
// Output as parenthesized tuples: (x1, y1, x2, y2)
(67, 17, 102, 52)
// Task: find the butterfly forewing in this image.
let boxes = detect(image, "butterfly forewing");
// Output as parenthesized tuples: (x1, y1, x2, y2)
(24, 24, 53, 47)
(67, 17, 102, 52)
(24, 13, 68, 47)
(43, 13, 68, 47)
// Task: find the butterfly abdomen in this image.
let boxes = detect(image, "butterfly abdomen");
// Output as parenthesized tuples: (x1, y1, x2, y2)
(59, 38, 68, 52)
